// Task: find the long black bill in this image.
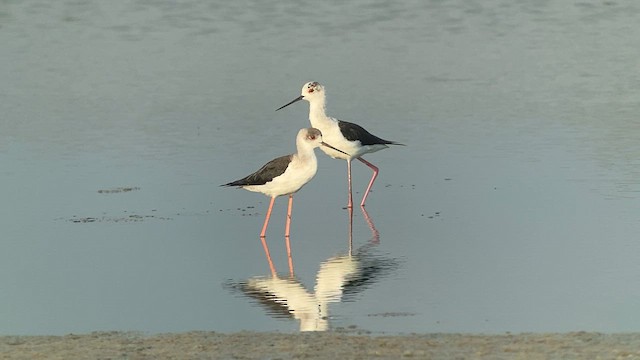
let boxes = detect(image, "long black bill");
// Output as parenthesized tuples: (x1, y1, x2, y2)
(276, 95, 304, 111)
(321, 142, 350, 157)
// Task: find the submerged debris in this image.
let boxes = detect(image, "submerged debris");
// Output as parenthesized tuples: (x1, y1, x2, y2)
(97, 187, 141, 194)
(68, 214, 172, 223)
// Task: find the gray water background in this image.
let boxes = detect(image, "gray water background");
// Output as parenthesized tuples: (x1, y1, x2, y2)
(1, 0, 640, 335)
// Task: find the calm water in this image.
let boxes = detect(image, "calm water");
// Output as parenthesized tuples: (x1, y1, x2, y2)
(2, 0, 640, 335)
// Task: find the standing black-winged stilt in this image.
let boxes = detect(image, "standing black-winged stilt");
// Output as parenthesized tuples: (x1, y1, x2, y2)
(222, 128, 348, 238)
(276, 81, 404, 208)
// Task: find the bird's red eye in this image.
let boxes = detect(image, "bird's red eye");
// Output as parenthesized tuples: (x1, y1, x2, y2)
(308, 135, 316, 140)
(308, 89, 314, 93)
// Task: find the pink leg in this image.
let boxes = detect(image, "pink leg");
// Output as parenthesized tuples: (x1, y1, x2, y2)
(260, 236, 277, 277)
(357, 157, 379, 207)
(260, 197, 276, 238)
(284, 194, 293, 238)
(285, 235, 295, 277)
(360, 206, 380, 244)
(347, 159, 354, 208)
(285, 194, 295, 276)
(347, 206, 354, 256)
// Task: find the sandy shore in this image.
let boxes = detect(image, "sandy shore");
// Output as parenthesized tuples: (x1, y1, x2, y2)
(2, 331, 640, 359)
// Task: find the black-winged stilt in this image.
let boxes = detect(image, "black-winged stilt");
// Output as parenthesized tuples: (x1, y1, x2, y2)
(222, 127, 348, 238)
(276, 81, 403, 208)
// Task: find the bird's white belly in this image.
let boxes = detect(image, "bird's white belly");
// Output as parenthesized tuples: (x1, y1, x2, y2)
(245, 157, 317, 198)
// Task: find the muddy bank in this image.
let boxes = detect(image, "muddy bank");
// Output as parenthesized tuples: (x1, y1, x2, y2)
(2, 331, 639, 359)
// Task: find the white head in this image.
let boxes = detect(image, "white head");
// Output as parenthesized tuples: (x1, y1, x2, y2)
(298, 127, 324, 149)
(276, 81, 326, 111)
(300, 81, 325, 102)
(297, 127, 349, 155)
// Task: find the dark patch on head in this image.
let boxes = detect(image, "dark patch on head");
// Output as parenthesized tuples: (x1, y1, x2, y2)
(307, 82, 320, 93)
(306, 128, 322, 141)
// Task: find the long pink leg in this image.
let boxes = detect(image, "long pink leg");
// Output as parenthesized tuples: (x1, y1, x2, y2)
(360, 206, 380, 244)
(285, 235, 295, 278)
(260, 236, 277, 277)
(285, 194, 295, 276)
(357, 157, 379, 207)
(347, 206, 354, 256)
(284, 194, 293, 238)
(347, 159, 354, 208)
(260, 197, 276, 238)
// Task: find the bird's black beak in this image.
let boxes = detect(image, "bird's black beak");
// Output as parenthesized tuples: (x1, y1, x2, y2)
(321, 142, 350, 156)
(276, 95, 304, 111)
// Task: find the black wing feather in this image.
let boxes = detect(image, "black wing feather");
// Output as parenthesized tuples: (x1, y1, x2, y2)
(338, 120, 402, 146)
(222, 155, 292, 187)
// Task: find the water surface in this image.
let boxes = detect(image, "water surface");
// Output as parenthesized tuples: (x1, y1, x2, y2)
(2, 0, 640, 335)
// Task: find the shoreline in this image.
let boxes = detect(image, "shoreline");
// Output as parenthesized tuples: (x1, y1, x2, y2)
(2, 331, 640, 359)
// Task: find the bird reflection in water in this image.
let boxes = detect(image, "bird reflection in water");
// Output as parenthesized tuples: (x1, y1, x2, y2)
(226, 207, 398, 331)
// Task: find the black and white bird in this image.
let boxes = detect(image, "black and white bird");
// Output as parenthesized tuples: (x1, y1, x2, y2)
(222, 128, 348, 238)
(276, 81, 403, 208)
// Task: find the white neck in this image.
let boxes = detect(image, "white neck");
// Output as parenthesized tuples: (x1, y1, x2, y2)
(308, 96, 334, 128)
(295, 139, 317, 162)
